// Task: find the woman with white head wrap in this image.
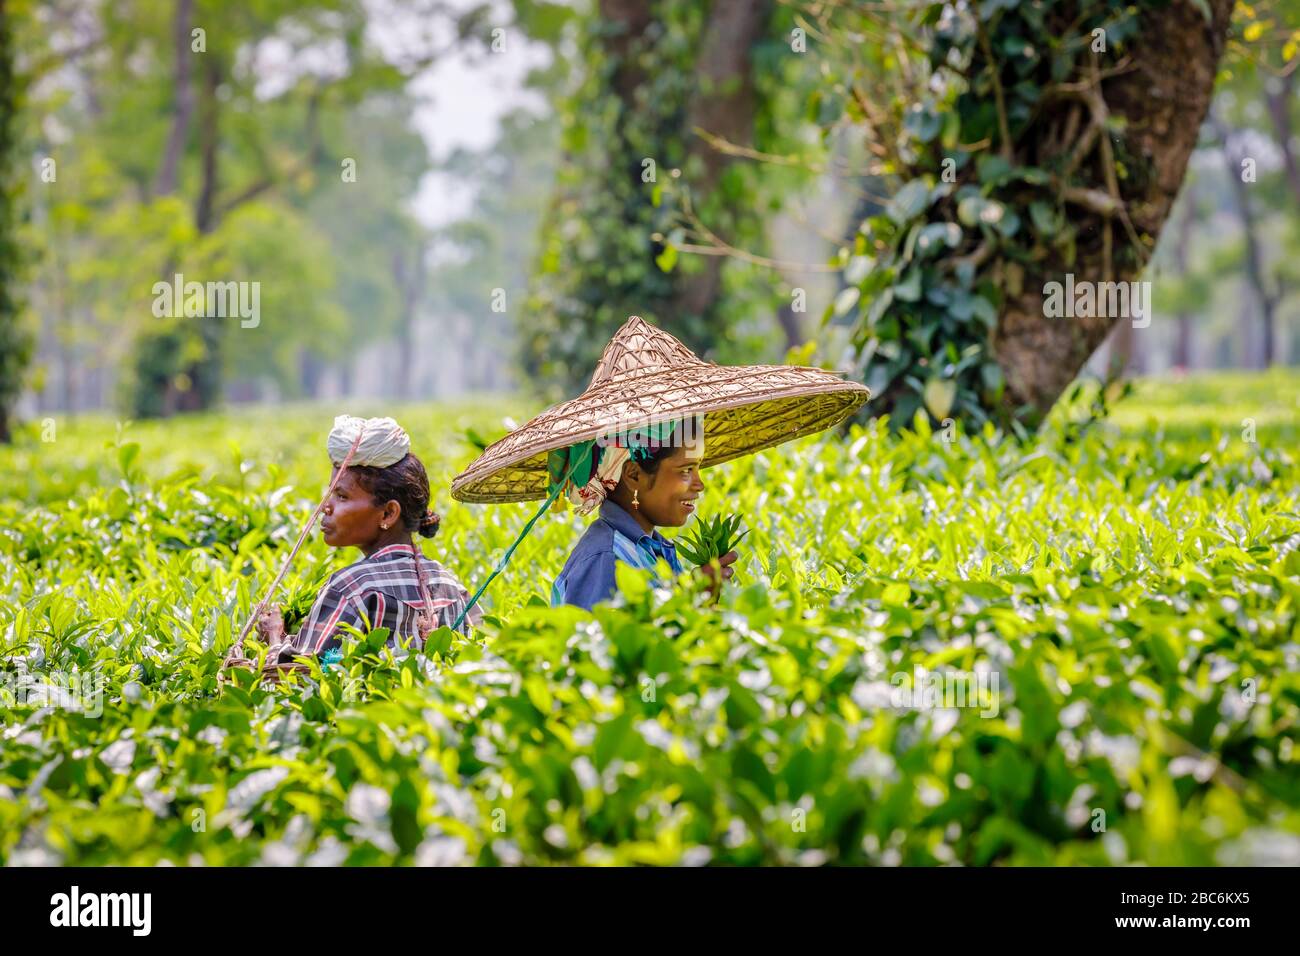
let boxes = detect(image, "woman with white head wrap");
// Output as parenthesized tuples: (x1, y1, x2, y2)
(241, 415, 480, 671)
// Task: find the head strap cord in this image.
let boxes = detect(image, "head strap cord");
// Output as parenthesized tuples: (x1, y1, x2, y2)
(449, 441, 593, 633)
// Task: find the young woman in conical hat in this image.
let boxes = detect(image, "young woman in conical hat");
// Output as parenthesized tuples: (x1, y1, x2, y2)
(448, 316, 869, 621)
(548, 415, 736, 609)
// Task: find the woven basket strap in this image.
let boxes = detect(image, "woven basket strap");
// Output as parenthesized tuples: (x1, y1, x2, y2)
(413, 547, 436, 638)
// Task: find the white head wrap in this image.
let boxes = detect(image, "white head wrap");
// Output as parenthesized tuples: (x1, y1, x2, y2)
(327, 415, 411, 468)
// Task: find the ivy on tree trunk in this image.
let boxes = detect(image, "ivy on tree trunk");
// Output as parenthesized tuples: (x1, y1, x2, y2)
(524, 0, 778, 397)
(836, 0, 1236, 432)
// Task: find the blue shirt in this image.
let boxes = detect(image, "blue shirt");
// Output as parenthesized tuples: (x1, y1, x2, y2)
(551, 500, 684, 610)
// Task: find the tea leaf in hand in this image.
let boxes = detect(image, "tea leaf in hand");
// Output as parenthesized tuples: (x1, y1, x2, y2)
(678, 513, 749, 566)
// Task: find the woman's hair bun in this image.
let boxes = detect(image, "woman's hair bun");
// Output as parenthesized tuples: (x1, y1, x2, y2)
(417, 509, 441, 538)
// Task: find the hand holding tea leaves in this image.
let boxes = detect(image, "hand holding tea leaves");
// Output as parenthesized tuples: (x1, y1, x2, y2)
(696, 550, 738, 595)
(677, 513, 747, 595)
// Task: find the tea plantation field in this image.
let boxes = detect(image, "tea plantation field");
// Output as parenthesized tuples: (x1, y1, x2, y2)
(1, 372, 1298, 865)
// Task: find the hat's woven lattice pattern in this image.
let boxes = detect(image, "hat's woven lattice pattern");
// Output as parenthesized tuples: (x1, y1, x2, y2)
(451, 317, 870, 503)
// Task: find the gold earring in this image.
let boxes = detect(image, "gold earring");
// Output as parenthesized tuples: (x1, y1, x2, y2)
(632, 488, 639, 510)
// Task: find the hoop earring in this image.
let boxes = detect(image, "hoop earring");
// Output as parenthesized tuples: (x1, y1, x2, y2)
(632, 488, 639, 510)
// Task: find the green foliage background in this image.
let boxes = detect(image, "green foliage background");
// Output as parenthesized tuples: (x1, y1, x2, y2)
(21, 0, 431, 417)
(1, 372, 1297, 865)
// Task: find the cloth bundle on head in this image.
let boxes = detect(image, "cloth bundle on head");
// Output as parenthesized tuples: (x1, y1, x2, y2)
(547, 417, 704, 516)
(328, 415, 410, 468)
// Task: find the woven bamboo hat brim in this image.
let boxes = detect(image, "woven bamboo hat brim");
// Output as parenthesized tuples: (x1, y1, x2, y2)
(451, 316, 870, 503)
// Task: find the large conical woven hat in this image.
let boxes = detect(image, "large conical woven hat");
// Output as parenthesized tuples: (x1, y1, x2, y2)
(451, 316, 870, 503)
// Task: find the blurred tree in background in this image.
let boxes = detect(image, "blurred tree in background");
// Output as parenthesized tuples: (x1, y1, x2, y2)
(431, 106, 560, 395)
(0, 0, 34, 442)
(103, 0, 411, 416)
(1153, 2, 1300, 372)
(24, 0, 458, 419)
(2, 0, 1297, 434)
(522, 0, 819, 396)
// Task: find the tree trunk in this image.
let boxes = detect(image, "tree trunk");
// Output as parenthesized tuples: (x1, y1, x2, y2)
(1265, 71, 1300, 211)
(1215, 114, 1277, 368)
(130, 0, 201, 419)
(0, 0, 33, 443)
(990, 0, 1234, 420)
(776, 302, 803, 353)
(1172, 185, 1195, 369)
(599, 0, 654, 102)
(544, 0, 771, 364)
(300, 348, 324, 398)
(1108, 319, 1134, 378)
(153, 0, 194, 197)
(393, 246, 425, 400)
(59, 339, 75, 412)
(178, 52, 224, 411)
(670, 0, 770, 318)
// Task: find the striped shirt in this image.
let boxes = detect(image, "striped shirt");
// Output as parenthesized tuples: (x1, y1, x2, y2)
(277, 543, 481, 658)
(551, 499, 683, 610)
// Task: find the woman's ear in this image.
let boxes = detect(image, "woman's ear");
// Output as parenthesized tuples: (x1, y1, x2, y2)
(622, 460, 643, 486)
(383, 500, 402, 528)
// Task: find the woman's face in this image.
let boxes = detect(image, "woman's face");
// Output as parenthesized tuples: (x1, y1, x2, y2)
(320, 467, 392, 549)
(637, 445, 706, 528)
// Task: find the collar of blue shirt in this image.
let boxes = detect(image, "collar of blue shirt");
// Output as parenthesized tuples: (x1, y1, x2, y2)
(599, 498, 678, 561)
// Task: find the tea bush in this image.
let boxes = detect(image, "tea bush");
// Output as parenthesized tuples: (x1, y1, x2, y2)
(1, 373, 1297, 865)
